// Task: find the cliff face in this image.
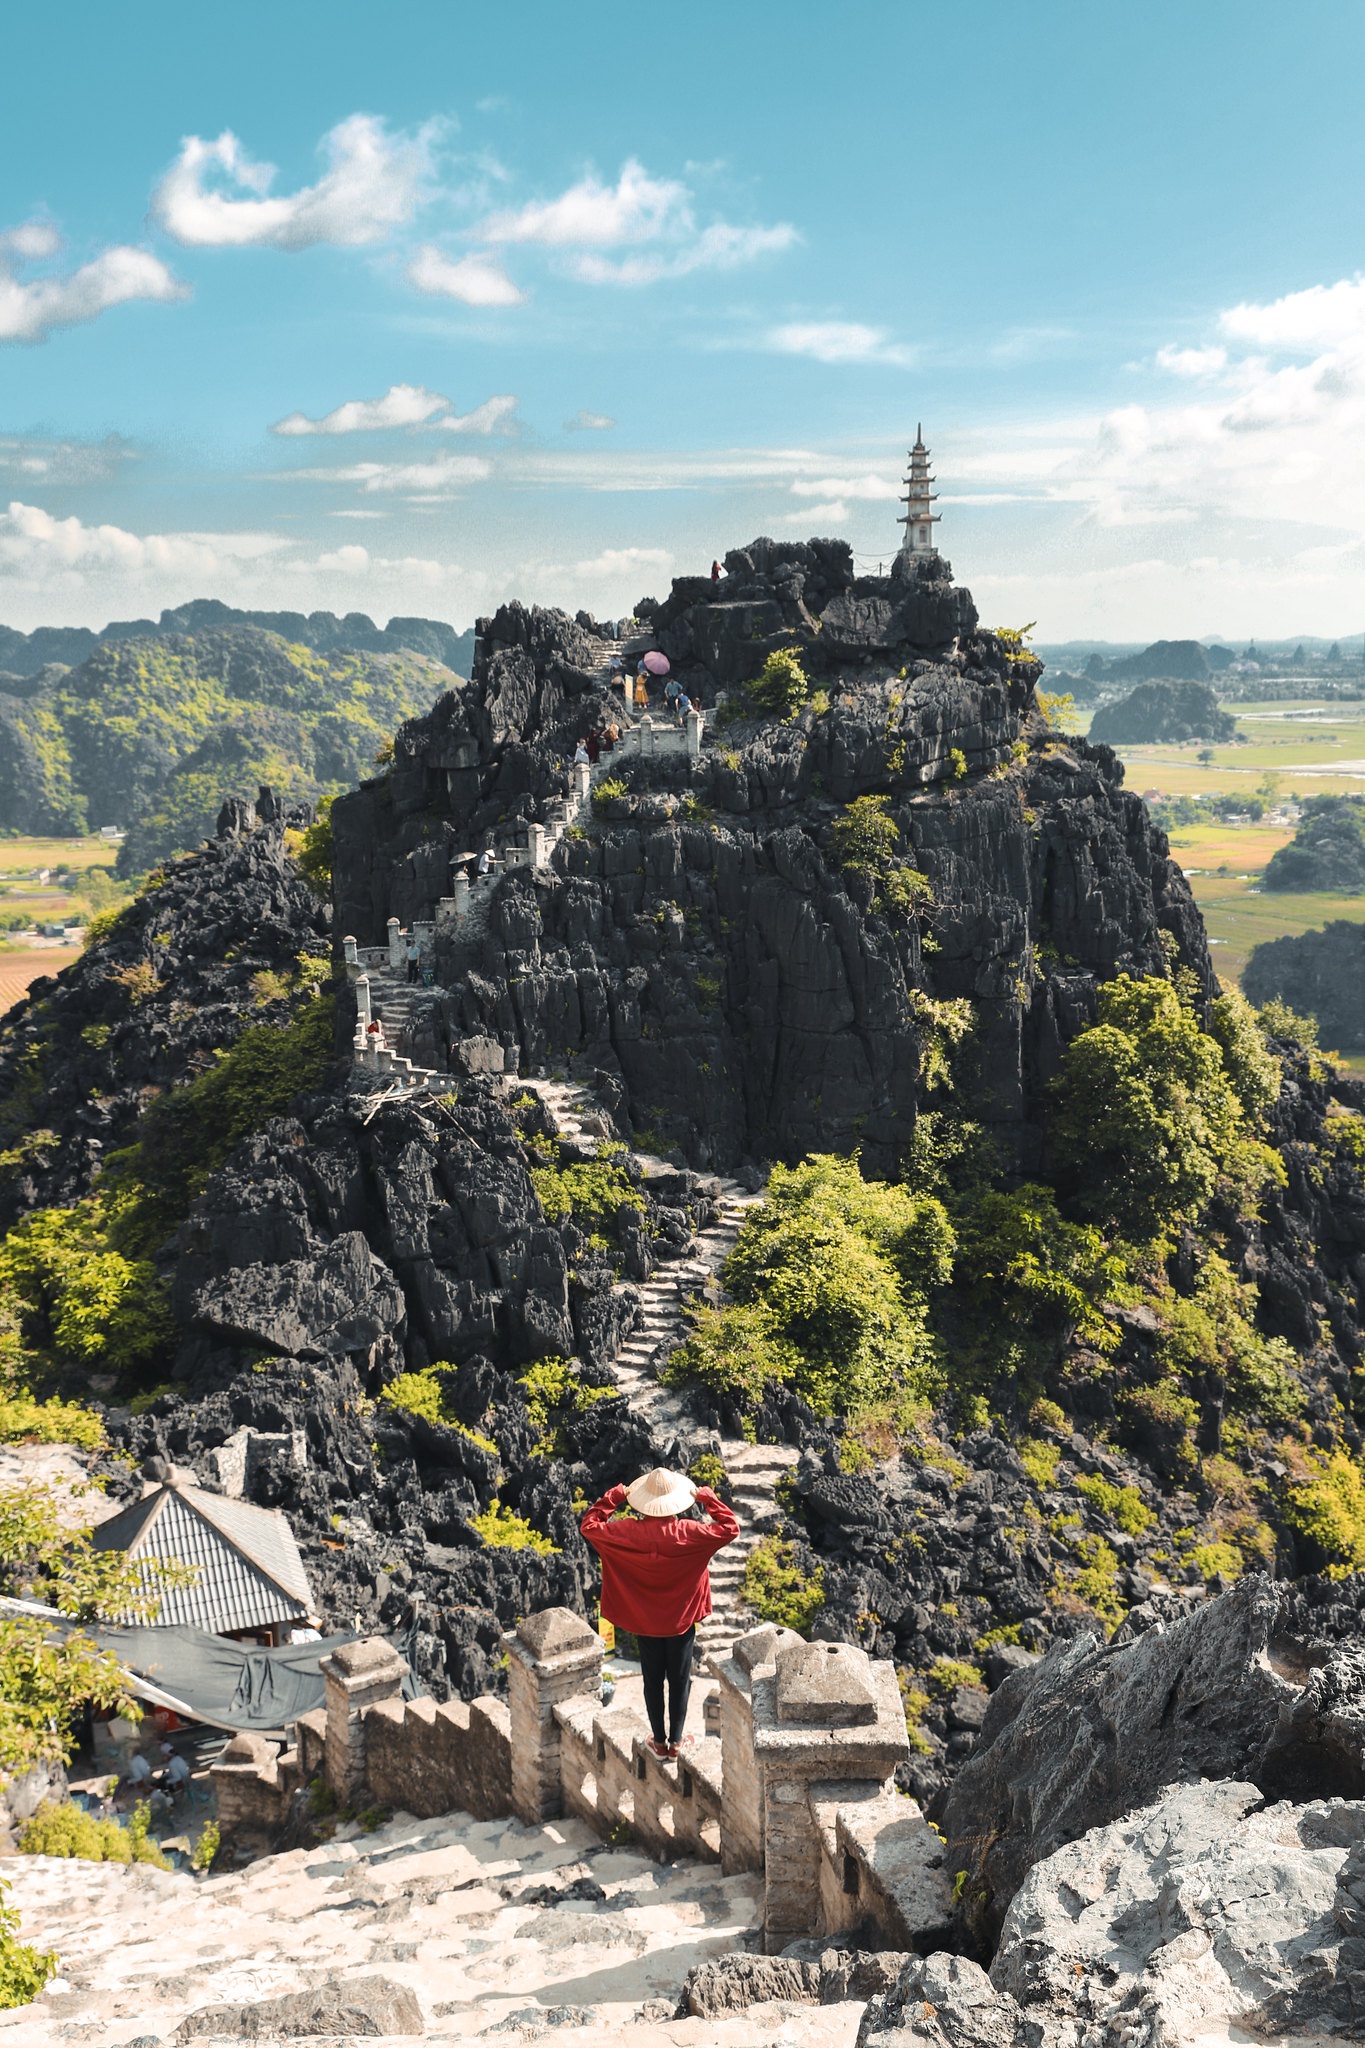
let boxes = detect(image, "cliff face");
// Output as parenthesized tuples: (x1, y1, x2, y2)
(333, 542, 1211, 1175)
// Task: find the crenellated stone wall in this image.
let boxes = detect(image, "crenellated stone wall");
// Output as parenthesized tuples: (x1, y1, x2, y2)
(212, 1605, 953, 1954)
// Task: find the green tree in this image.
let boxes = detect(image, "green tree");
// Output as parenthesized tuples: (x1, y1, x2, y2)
(0, 1481, 194, 1775)
(828, 796, 933, 918)
(749, 649, 810, 719)
(673, 1153, 954, 1416)
(1049, 975, 1280, 1239)
(1208, 985, 1281, 1122)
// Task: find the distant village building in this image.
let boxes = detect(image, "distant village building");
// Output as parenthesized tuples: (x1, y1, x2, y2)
(93, 1466, 316, 1648)
(898, 426, 940, 559)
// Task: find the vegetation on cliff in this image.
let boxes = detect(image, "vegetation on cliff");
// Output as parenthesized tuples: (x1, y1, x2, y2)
(0, 627, 452, 866)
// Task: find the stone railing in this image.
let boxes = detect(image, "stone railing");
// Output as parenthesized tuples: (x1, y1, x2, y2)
(212, 1606, 952, 1953)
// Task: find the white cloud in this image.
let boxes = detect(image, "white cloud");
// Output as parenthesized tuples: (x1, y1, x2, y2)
(570, 544, 671, 578)
(433, 394, 518, 435)
(779, 499, 847, 526)
(482, 160, 686, 248)
(0, 223, 60, 262)
(0, 499, 286, 584)
(1219, 275, 1365, 351)
(272, 383, 451, 436)
(766, 321, 912, 367)
(407, 246, 525, 306)
(286, 451, 492, 496)
(475, 157, 795, 288)
(789, 472, 898, 501)
(153, 114, 436, 250)
(573, 222, 796, 286)
(1156, 344, 1228, 378)
(0, 229, 184, 345)
(0, 434, 135, 485)
(564, 411, 615, 432)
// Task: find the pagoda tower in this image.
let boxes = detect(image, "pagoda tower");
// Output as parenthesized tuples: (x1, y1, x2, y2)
(898, 426, 940, 559)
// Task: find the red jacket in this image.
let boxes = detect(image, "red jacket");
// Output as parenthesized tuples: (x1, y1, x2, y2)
(580, 1484, 739, 1637)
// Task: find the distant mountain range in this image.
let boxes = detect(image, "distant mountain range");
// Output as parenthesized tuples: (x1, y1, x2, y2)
(0, 618, 464, 871)
(0, 599, 475, 682)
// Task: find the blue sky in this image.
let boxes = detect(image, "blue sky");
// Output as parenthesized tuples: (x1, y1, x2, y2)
(2, 0, 1364, 639)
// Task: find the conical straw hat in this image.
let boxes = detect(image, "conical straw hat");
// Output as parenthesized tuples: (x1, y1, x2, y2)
(625, 1467, 697, 1518)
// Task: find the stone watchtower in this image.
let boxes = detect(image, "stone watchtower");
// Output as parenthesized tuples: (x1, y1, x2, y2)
(898, 426, 940, 559)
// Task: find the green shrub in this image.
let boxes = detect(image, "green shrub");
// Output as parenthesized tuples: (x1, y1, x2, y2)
(191, 1818, 220, 1872)
(289, 796, 333, 897)
(1257, 997, 1318, 1048)
(670, 1153, 953, 1419)
(468, 1501, 557, 1554)
(1190, 1539, 1242, 1582)
(740, 1535, 825, 1631)
(380, 1370, 498, 1454)
(929, 1658, 983, 1695)
(749, 649, 810, 719)
(1016, 1438, 1059, 1488)
(1209, 985, 1281, 1122)
(953, 1182, 1131, 1352)
(1050, 974, 1282, 1239)
(0, 1874, 55, 2008)
(1283, 1451, 1365, 1574)
(1055, 1533, 1124, 1624)
(1076, 1473, 1154, 1535)
(0, 1196, 173, 1385)
(687, 1452, 728, 1494)
(591, 777, 628, 814)
(19, 1797, 169, 1867)
(828, 796, 934, 921)
(1155, 1254, 1301, 1425)
(529, 1152, 645, 1234)
(516, 1358, 616, 1456)
(0, 1393, 104, 1450)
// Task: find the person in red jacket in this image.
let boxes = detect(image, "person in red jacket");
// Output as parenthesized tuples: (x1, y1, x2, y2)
(580, 1467, 739, 1758)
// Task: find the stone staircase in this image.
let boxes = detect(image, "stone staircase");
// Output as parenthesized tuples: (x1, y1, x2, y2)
(512, 1073, 798, 1666)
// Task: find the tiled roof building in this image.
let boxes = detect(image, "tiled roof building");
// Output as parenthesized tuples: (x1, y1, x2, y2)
(92, 1474, 315, 1645)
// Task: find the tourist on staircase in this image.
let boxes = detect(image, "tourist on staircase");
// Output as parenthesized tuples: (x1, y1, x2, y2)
(580, 1468, 738, 1761)
(405, 935, 421, 985)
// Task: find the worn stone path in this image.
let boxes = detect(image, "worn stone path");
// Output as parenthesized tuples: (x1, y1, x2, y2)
(514, 1075, 797, 1669)
(0, 1806, 862, 2047)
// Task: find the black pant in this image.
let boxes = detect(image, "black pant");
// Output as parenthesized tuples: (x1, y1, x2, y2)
(406, 958, 419, 983)
(636, 1626, 695, 1745)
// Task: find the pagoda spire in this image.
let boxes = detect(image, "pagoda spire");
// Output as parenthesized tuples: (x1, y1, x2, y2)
(898, 424, 940, 559)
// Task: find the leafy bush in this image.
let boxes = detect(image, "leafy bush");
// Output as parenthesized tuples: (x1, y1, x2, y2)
(928, 1658, 983, 1695)
(191, 1818, 220, 1872)
(1283, 1451, 1365, 1574)
(0, 1874, 55, 2008)
(468, 1501, 558, 1554)
(1209, 985, 1281, 1123)
(1155, 1253, 1301, 1425)
(515, 1358, 616, 1456)
(528, 1152, 645, 1234)
(1055, 1533, 1124, 1623)
(1016, 1438, 1059, 1488)
(740, 1535, 825, 1631)
(113, 961, 160, 1004)
(749, 649, 810, 719)
(0, 1393, 104, 1450)
(289, 795, 333, 897)
(828, 796, 934, 920)
(953, 1183, 1131, 1352)
(687, 1452, 728, 1495)
(591, 777, 628, 814)
(1076, 1474, 1153, 1535)
(1049, 975, 1282, 1239)
(1257, 997, 1318, 1048)
(19, 1796, 169, 1867)
(669, 1154, 954, 1419)
(0, 1196, 173, 1385)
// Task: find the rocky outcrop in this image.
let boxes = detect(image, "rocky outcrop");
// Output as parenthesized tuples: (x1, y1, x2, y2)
(1089, 678, 1237, 745)
(175, 1973, 424, 2037)
(0, 799, 330, 1224)
(938, 1574, 1365, 1944)
(1245, 920, 1365, 1046)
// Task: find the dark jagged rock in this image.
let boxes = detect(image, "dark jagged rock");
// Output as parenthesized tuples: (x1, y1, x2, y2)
(0, 798, 329, 1224)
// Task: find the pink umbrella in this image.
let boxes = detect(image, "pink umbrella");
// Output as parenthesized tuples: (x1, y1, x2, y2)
(642, 650, 671, 676)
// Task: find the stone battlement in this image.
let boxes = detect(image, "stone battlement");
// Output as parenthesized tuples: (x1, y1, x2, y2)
(213, 1604, 952, 1953)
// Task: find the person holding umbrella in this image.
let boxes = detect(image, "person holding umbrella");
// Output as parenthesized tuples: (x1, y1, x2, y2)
(580, 1467, 738, 1759)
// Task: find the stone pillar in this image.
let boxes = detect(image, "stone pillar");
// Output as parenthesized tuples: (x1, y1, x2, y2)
(752, 1639, 909, 1953)
(453, 873, 470, 919)
(640, 715, 655, 758)
(319, 1637, 407, 1808)
(507, 1608, 603, 1824)
(573, 761, 591, 807)
(530, 823, 547, 868)
(717, 1622, 803, 1875)
(355, 974, 372, 1027)
(687, 708, 703, 761)
(387, 917, 403, 970)
(343, 935, 359, 984)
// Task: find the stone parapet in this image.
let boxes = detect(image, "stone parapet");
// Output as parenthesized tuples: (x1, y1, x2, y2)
(320, 1636, 407, 1807)
(506, 1607, 604, 1824)
(716, 1622, 803, 1875)
(362, 1692, 511, 1821)
(752, 1639, 909, 1953)
(210, 1732, 302, 1845)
